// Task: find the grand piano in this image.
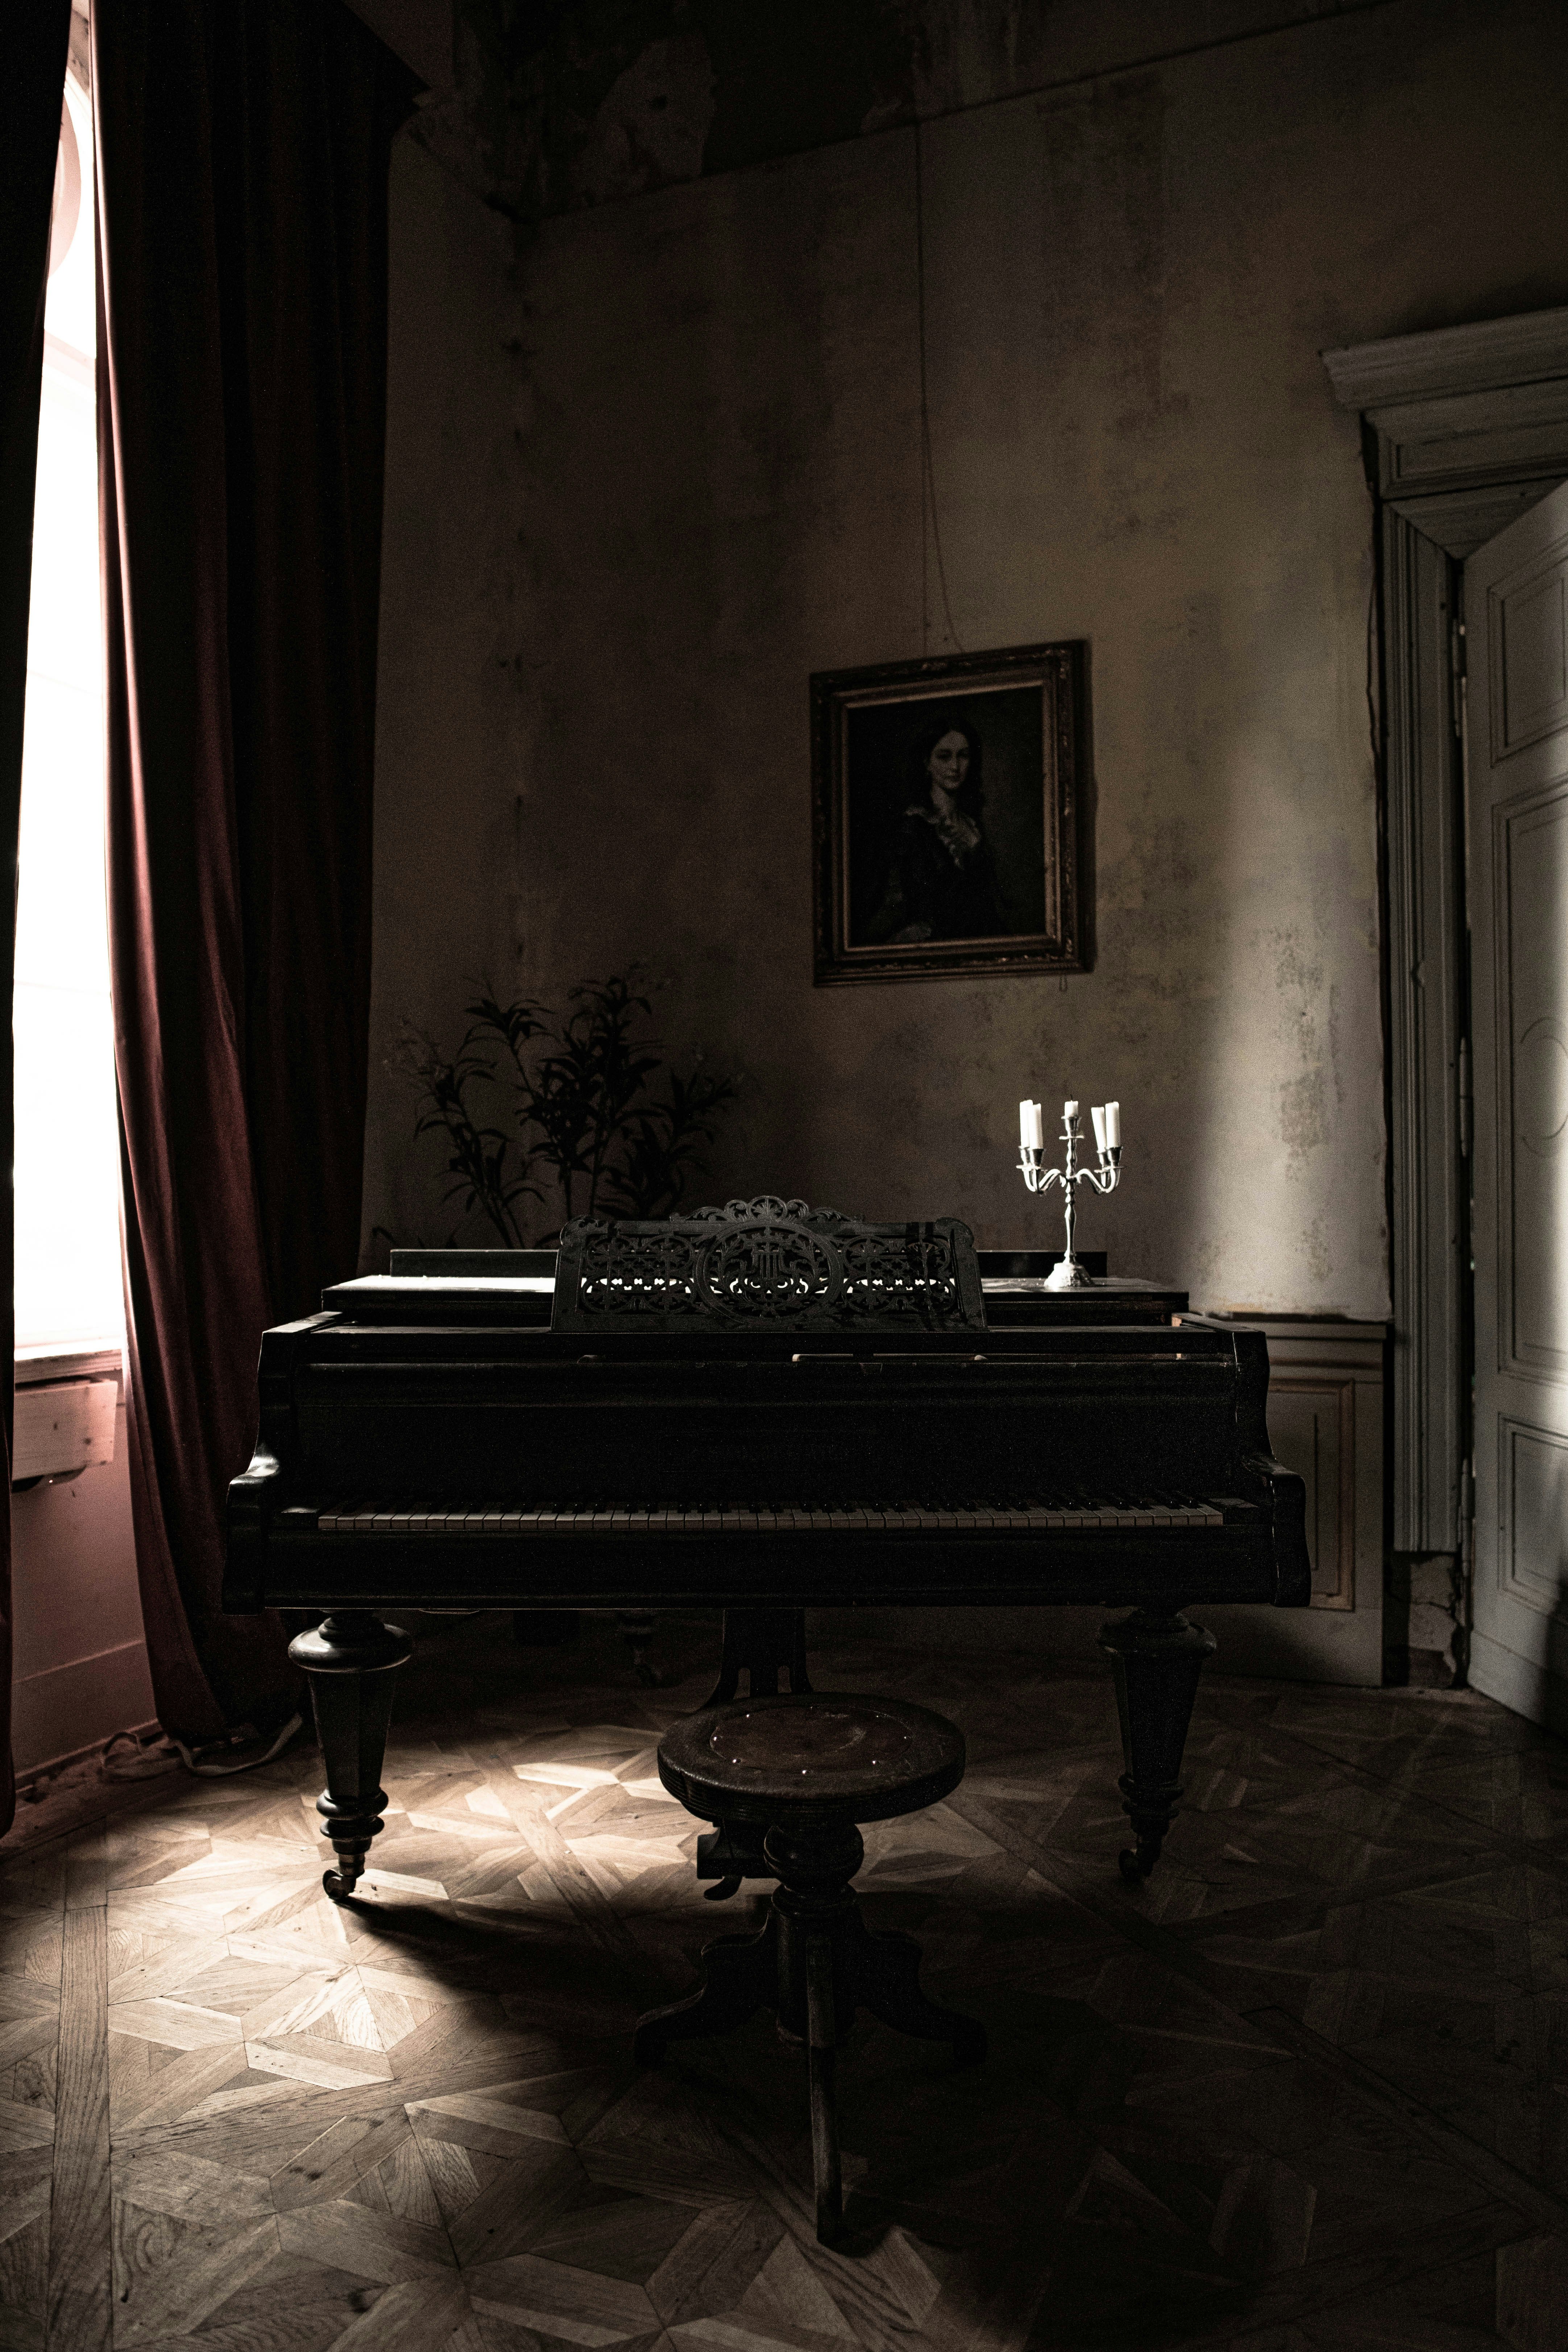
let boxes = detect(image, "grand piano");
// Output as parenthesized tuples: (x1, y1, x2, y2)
(225, 1198, 1308, 1900)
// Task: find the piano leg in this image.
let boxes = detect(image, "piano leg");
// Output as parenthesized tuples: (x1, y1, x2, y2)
(617, 1610, 661, 1686)
(290, 1613, 414, 1901)
(1097, 1608, 1218, 1883)
(701, 1607, 813, 1708)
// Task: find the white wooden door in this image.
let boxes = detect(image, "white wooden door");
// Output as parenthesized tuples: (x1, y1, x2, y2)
(1467, 479, 1568, 1722)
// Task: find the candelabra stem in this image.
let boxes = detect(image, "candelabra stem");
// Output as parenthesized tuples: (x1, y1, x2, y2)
(1044, 1120, 1096, 1289)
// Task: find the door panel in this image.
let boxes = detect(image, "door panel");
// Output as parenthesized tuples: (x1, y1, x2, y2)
(1500, 1416, 1568, 1614)
(1490, 547, 1568, 755)
(1494, 783, 1568, 1376)
(1467, 480, 1568, 1718)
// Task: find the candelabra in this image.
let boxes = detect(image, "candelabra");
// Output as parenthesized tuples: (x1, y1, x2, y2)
(1016, 1098, 1121, 1289)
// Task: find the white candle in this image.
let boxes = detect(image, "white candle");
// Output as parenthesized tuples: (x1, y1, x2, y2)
(1019, 1099, 1043, 1149)
(1091, 1104, 1107, 1153)
(1104, 1099, 1121, 1148)
(1063, 1098, 1078, 1120)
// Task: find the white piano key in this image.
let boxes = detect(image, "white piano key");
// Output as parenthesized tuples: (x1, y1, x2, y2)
(310, 1490, 1234, 1540)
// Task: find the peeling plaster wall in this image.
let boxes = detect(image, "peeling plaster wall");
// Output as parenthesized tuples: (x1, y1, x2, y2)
(366, 0, 1568, 1317)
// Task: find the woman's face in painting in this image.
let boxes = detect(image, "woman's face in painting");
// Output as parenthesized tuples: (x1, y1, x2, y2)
(926, 730, 972, 798)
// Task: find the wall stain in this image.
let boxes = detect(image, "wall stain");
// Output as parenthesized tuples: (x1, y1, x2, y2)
(1279, 1066, 1327, 1157)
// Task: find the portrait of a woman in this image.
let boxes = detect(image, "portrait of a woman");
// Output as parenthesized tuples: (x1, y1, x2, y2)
(863, 710, 1008, 944)
(814, 642, 1080, 982)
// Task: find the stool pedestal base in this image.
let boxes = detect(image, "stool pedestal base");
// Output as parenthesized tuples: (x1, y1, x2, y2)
(635, 1818, 984, 2245)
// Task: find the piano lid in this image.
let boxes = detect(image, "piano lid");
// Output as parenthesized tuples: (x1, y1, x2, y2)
(322, 1230, 1185, 1327)
(551, 1198, 987, 1336)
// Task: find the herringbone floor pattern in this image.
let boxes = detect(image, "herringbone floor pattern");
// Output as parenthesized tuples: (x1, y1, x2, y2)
(4, 1612, 1567, 2351)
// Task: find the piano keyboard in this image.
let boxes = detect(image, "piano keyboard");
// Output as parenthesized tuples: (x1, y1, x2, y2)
(316, 1497, 1226, 1535)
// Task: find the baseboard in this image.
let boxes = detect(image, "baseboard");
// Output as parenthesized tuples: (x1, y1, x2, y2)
(10, 1639, 157, 1778)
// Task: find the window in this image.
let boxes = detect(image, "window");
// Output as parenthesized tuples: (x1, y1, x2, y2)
(14, 64, 123, 1351)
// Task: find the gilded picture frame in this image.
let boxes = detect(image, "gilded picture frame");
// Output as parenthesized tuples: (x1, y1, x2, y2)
(810, 640, 1087, 986)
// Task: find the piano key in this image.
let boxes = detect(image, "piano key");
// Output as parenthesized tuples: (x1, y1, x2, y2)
(312, 1493, 1238, 1539)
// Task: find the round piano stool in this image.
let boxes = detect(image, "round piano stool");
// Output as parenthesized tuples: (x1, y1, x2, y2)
(633, 1693, 986, 2247)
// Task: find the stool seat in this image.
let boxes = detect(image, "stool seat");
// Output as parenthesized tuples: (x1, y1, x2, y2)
(636, 1690, 984, 2247)
(657, 1694, 966, 1828)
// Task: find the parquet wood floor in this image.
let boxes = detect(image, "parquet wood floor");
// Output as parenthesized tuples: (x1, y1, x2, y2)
(5, 1610, 1568, 2352)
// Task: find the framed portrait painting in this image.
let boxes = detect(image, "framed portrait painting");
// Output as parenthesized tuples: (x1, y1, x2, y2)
(810, 640, 1087, 985)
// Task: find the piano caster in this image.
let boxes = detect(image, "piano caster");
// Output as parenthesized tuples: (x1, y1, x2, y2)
(290, 1611, 414, 1903)
(1097, 1607, 1217, 1885)
(1118, 1833, 1165, 1884)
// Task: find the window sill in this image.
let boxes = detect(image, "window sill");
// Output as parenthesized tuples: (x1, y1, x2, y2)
(16, 1342, 124, 1390)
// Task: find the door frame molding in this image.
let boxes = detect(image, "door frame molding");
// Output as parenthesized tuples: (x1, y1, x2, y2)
(1322, 306, 1568, 1559)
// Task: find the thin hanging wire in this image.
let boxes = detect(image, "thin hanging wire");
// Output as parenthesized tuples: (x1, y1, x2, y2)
(913, 118, 964, 657)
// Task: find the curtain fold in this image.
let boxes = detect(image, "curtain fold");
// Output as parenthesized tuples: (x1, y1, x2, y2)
(0, 3, 74, 1838)
(94, 0, 416, 1745)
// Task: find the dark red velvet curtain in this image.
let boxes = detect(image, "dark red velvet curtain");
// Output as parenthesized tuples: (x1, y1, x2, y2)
(0, 4, 74, 1837)
(94, 0, 415, 1745)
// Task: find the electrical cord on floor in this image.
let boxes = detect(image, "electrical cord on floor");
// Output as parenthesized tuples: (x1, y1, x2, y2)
(97, 1712, 306, 1781)
(170, 1712, 305, 1776)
